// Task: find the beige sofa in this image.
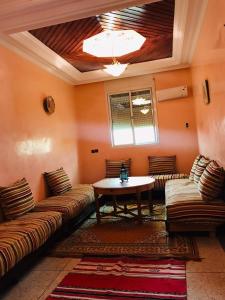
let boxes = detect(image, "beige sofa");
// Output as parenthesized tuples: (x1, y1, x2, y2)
(166, 177, 225, 236)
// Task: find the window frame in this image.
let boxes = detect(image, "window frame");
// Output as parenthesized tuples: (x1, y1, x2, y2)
(108, 87, 159, 147)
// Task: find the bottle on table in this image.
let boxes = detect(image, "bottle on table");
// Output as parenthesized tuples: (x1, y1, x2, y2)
(120, 163, 128, 182)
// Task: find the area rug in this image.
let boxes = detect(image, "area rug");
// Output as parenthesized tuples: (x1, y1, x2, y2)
(50, 205, 199, 260)
(46, 257, 187, 299)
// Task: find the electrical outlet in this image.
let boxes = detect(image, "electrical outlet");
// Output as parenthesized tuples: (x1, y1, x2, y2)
(91, 149, 99, 153)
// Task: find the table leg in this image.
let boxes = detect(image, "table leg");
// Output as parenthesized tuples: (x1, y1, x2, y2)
(136, 191, 142, 224)
(113, 195, 117, 216)
(124, 203, 128, 213)
(95, 191, 101, 224)
(148, 189, 153, 215)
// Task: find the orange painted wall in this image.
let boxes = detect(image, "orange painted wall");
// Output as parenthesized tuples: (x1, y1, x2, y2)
(191, 0, 225, 168)
(75, 69, 199, 183)
(0, 45, 79, 201)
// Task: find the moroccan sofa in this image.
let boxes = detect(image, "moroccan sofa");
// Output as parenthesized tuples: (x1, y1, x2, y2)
(165, 155, 225, 235)
(0, 169, 95, 288)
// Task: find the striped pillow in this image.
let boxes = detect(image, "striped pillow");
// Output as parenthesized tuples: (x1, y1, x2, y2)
(44, 167, 72, 195)
(148, 156, 176, 175)
(189, 154, 202, 181)
(199, 161, 225, 201)
(105, 159, 131, 178)
(194, 156, 210, 184)
(0, 178, 35, 220)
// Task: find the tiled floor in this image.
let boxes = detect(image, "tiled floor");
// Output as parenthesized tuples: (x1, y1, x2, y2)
(1, 237, 225, 300)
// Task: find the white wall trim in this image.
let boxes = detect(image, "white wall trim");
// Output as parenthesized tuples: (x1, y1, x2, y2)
(172, 0, 189, 62)
(181, 0, 208, 63)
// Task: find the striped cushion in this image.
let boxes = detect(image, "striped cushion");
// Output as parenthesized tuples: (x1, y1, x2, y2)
(105, 159, 131, 178)
(0, 178, 35, 220)
(34, 196, 82, 222)
(199, 161, 225, 201)
(189, 154, 202, 181)
(166, 179, 225, 225)
(34, 185, 94, 222)
(152, 174, 188, 191)
(0, 211, 62, 278)
(63, 184, 95, 205)
(194, 156, 210, 184)
(148, 156, 176, 175)
(44, 167, 72, 195)
(0, 231, 32, 277)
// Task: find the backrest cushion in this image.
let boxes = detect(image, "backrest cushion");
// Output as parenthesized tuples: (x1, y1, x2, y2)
(198, 161, 225, 201)
(0, 178, 35, 220)
(105, 159, 131, 178)
(148, 155, 176, 175)
(44, 167, 72, 195)
(194, 156, 210, 184)
(189, 154, 202, 181)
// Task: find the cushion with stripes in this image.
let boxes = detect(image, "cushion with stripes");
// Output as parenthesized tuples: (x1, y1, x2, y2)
(44, 167, 72, 195)
(105, 159, 131, 178)
(152, 174, 188, 191)
(199, 161, 225, 201)
(189, 154, 202, 181)
(194, 156, 210, 184)
(148, 155, 176, 175)
(0, 178, 35, 220)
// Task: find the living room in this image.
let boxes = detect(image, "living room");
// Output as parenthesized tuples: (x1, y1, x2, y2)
(0, 0, 225, 299)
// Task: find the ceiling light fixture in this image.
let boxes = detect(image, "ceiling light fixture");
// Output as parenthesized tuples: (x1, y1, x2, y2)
(83, 30, 146, 57)
(132, 98, 151, 106)
(104, 59, 128, 77)
(140, 108, 150, 115)
(83, 30, 146, 77)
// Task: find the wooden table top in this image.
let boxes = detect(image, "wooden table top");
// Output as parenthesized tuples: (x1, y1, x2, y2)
(93, 176, 155, 190)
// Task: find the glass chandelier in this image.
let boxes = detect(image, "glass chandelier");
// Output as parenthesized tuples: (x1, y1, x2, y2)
(83, 30, 146, 76)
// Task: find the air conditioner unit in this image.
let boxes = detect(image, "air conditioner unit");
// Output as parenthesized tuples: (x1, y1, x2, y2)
(156, 85, 188, 102)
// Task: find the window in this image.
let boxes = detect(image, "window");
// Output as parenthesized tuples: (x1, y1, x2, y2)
(109, 88, 158, 146)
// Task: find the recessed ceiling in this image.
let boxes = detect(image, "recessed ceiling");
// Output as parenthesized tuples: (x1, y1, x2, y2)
(29, 0, 174, 73)
(0, 0, 208, 85)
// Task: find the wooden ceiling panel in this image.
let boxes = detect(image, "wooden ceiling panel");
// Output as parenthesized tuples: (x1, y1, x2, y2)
(30, 0, 174, 72)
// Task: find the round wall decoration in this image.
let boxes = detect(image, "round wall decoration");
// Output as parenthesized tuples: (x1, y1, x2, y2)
(43, 96, 55, 114)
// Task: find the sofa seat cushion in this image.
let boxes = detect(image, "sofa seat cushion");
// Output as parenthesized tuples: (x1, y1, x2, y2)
(0, 211, 61, 278)
(0, 231, 33, 277)
(34, 185, 94, 222)
(63, 184, 95, 206)
(34, 196, 81, 222)
(152, 174, 188, 191)
(16, 211, 62, 238)
(0, 211, 61, 250)
(165, 179, 225, 225)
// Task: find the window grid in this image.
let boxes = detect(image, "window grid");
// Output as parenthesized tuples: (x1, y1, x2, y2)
(109, 88, 158, 147)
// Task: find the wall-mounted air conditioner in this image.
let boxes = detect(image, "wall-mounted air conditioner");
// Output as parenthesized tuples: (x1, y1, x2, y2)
(156, 85, 188, 102)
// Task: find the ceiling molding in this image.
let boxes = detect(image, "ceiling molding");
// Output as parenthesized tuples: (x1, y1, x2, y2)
(181, 0, 208, 63)
(0, 0, 207, 85)
(0, 0, 157, 34)
(0, 32, 80, 85)
(172, 0, 188, 62)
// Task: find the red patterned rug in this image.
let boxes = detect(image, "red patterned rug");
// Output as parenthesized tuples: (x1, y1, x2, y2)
(46, 257, 187, 299)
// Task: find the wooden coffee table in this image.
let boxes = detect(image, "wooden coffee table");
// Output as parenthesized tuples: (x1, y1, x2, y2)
(93, 176, 155, 224)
